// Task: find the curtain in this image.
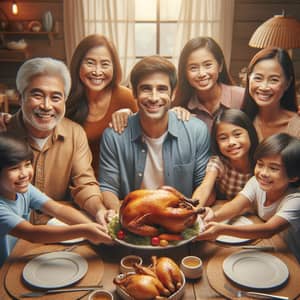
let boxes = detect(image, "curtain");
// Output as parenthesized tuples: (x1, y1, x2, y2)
(63, 0, 85, 66)
(172, 0, 235, 68)
(82, 0, 135, 84)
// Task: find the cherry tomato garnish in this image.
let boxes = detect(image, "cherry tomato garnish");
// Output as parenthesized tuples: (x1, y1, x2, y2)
(117, 230, 125, 240)
(151, 236, 160, 246)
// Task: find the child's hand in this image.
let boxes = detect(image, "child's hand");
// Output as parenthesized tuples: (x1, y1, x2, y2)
(200, 207, 215, 223)
(196, 221, 223, 241)
(84, 223, 113, 245)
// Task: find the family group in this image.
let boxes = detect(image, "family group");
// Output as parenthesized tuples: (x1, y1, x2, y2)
(0, 34, 299, 266)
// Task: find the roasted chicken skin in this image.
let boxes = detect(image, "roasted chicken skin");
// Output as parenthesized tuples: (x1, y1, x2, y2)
(114, 256, 182, 299)
(113, 273, 170, 299)
(120, 186, 202, 236)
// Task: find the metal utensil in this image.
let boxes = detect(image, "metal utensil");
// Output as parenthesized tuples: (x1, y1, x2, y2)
(22, 244, 79, 259)
(19, 286, 102, 298)
(241, 245, 275, 251)
(224, 283, 289, 300)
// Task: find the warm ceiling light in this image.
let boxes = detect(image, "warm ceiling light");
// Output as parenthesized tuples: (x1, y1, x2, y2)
(249, 11, 300, 49)
(12, 0, 18, 15)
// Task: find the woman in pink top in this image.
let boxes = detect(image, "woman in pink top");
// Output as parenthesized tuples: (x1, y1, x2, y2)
(173, 37, 244, 131)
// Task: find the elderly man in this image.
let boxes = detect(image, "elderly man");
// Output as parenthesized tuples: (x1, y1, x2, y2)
(5, 57, 109, 225)
(99, 56, 210, 211)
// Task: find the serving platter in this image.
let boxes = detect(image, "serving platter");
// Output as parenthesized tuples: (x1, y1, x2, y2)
(223, 250, 289, 289)
(23, 251, 88, 289)
(110, 216, 204, 249)
(113, 232, 197, 249)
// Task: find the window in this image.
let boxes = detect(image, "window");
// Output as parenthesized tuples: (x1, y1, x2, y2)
(135, 0, 181, 58)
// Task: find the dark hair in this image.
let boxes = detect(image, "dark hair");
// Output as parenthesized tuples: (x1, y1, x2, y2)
(66, 34, 122, 125)
(242, 47, 297, 121)
(0, 134, 33, 171)
(254, 133, 300, 187)
(130, 56, 177, 97)
(211, 109, 259, 169)
(173, 36, 234, 108)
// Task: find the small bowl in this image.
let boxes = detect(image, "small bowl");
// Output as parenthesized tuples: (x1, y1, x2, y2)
(180, 256, 203, 279)
(88, 289, 114, 300)
(120, 255, 143, 274)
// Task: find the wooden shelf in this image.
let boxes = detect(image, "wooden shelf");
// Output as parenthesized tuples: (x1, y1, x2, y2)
(0, 48, 30, 62)
(0, 31, 55, 46)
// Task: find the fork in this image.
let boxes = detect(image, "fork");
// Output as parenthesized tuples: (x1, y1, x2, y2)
(224, 283, 289, 300)
(22, 244, 78, 259)
(19, 286, 102, 298)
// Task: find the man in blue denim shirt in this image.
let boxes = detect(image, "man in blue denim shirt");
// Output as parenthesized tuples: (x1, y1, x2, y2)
(99, 56, 210, 211)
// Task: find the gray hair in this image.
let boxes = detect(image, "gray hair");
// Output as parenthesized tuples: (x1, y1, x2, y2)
(16, 57, 71, 99)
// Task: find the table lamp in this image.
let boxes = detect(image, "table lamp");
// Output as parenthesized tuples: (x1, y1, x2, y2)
(249, 10, 300, 56)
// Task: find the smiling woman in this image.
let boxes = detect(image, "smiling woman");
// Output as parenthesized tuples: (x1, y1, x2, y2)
(242, 47, 300, 141)
(66, 34, 138, 177)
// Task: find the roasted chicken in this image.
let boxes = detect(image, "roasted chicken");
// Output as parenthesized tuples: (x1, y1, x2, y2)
(113, 273, 170, 299)
(114, 256, 182, 299)
(120, 186, 203, 236)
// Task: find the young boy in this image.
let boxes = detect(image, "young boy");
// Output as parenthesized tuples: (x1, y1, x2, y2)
(0, 135, 112, 266)
(197, 133, 300, 263)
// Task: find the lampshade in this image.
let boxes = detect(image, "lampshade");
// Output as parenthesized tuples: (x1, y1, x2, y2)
(249, 13, 300, 49)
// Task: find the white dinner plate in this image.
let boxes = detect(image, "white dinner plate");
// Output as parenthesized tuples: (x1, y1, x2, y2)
(223, 250, 289, 289)
(23, 251, 88, 288)
(47, 218, 85, 244)
(216, 216, 253, 244)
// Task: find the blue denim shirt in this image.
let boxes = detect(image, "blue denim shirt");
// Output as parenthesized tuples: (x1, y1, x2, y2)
(99, 111, 210, 200)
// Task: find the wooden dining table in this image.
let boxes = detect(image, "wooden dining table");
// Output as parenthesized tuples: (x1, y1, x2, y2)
(1, 215, 300, 300)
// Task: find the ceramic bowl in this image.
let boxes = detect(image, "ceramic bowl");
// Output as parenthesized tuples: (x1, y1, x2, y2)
(6, 40, 27, 50)
(115, 271, 186, 300)
(180, 256, 203, 279)
(88, 289, 114, 300)
(120, 255, 143, 274)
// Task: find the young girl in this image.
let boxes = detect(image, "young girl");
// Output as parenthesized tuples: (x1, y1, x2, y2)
(242, 47, 300, 140)
(173, 37, 245, 131)
(193, 109, 258, 207)
(197, 133, 300, 263)
(0, 135, 112, 266)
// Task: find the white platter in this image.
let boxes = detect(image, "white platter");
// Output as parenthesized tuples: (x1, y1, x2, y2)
(47, 218, 84, 244)
(115, 271, 185, 300)
(113, 217, 204, 250)
(216, 216, 253, 244)
(23, 251, 88, 288)
(223, 250, 289, 289)
(114, 233, 197, 250)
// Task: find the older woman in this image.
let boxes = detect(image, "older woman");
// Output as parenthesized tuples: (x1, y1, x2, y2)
(242, 47, 300, 140)
(66, 34, 138, 176)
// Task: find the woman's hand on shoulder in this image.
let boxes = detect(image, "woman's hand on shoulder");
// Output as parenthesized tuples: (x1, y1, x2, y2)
(171, 106, 191, 121)
(109, 108, 133, 134)
(0, 112, 12, 132)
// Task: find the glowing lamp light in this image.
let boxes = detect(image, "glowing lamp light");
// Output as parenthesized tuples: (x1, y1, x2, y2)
(12, 1, 18, 15)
